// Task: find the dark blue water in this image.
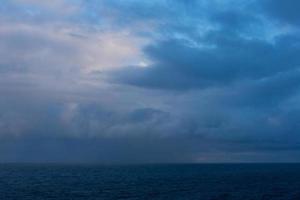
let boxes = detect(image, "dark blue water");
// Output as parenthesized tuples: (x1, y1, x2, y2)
(0, 164, 300, 200)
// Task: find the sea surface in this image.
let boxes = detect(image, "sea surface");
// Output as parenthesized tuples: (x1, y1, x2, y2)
(0, 163, 300, 200)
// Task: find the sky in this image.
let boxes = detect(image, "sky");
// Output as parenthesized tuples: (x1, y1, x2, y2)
(1, 0, 300, 163)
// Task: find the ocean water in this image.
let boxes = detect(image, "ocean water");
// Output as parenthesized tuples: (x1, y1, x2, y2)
(0, 164, 300, 200)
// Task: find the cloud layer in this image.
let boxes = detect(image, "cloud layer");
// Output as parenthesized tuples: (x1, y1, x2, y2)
(1, 0, 300, 163)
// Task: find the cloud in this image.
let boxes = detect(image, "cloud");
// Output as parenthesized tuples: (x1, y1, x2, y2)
(112, 33, 300, 90)
(1, 0, 300, 163)
(263, 0, 300, 26)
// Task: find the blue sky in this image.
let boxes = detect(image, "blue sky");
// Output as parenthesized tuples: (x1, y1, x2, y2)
(1, 0, 300, 163)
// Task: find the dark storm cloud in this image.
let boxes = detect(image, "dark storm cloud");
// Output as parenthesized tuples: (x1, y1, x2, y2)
(109, 0, 300, 91)
(113, 34, 300, 90)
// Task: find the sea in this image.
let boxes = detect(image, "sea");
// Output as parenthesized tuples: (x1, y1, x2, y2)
(0, 163, 300, 200)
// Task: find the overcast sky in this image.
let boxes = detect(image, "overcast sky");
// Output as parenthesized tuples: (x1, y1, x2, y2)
(1, 0, 300, 163)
